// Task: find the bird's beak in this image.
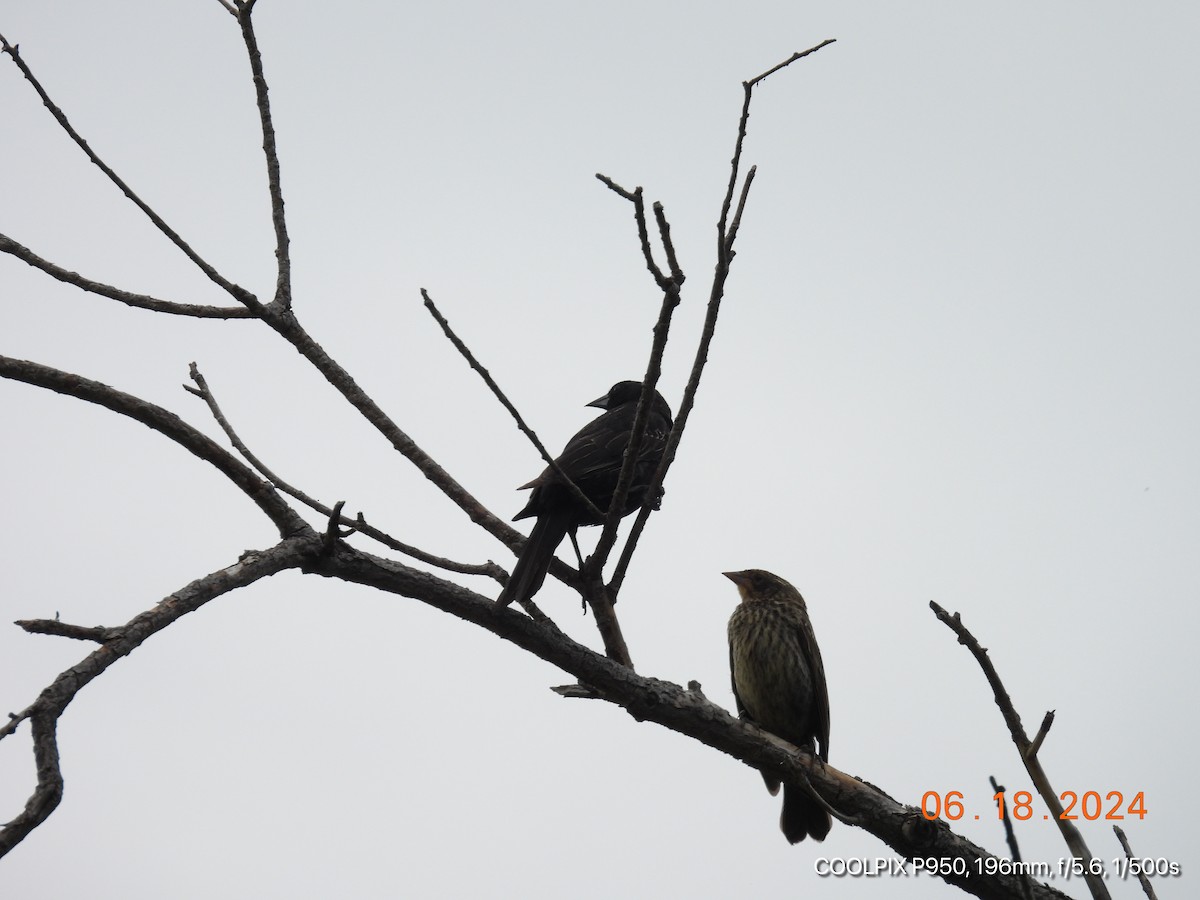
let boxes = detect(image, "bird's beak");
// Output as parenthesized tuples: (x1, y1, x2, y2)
(586, 391, 611, 410)
(723, 570, 750, 588)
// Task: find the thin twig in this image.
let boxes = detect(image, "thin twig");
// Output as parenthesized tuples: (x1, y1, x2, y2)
(652, 202, 684, 283)
(421, 290, 604, 523)
(0, 355, 305, 537)
(322, 500, 352, 553)
(610, 48, 833, 594)
(185, 362, 504, 579)
(259, 308, 525, 552)
(14, 620, 122, 643)
(0, 34, 262, 311)
(233, 3, 291, 309)
(745, 40, 836, 89)
(587, 176, 684, 596)
(1113, 825, 1159, 900)
(0, 234, 255, 318)
(931, 602, 1110, 900)
(724, 165, 757, 252)
(1026, 710, 1054, 759)
(989, 775, 1032, 900)
(595, 177, 668, 289)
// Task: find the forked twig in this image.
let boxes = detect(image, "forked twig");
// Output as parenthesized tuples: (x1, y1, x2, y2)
(0, 356, 305, 535)
(0, 32, 261, 310)
(185, 362, 503, 579)
(0, 538, 319, 857)
(931, 602, 1110, 900)
(610, 41, 834, 593)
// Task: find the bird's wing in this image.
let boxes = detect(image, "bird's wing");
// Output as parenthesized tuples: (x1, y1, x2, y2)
(517, 402, 670, 505)
(520, 407, 635, 486)
(728, 643, 749, 719)
(799, 614, 831, 761)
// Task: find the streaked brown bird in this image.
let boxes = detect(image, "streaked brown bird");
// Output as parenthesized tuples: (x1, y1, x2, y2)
(725, 568, 831, 843)
(498, 381, 673, 608)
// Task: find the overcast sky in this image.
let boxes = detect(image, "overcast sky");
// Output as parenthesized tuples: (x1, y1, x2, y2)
(2, 2, 1197, 898)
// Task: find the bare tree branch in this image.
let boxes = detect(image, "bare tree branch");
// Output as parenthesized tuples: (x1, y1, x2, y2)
(232, 2, 291, 309)
(14, 620, 121, 643)
(652, 201, 684, 284)
(595, 178, 672, 290)
(0, 33, 262, 310)
(4, 19, 1080, 900)
(745, 40, 836, 89)
(0, 355, 307, 537)
(0, 536, 320, 857)
(1027, 709, 1054, 759)
(724, 164, 757, 252)
(579, 577, 633, 669)
(421, 289, 604, 523)
(420, 289, 642, 663)
(255, 307, 525, 554)
(989, 775, 1032, 900)
(0, 233, 255, 318)
(0, 24, 527, 566)
(183, 362, 500, 578)
(1113, 825, 1159, 900)
(582, 181, 683, 588)
(931, 601, 1111, 900)
(610, 46, 833, 594)
(309, 542, 1070, 900)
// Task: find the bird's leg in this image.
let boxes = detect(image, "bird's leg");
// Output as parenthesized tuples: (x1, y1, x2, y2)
(567, 528, 584, 568)
(566, 529, 589, 613)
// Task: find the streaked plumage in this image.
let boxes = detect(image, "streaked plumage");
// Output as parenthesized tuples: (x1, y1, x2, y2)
(725, 568, 831, 843)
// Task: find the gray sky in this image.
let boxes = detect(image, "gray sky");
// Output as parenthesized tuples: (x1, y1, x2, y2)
(2, 2, 1196, 898)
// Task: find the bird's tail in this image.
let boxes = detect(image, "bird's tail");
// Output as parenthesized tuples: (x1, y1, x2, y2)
(498, 510, 571, 607)
(780, 783, 832, 843)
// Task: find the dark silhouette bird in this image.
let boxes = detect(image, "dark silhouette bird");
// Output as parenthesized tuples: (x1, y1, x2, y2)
(498, 381, 673, 608)
(725, 568, 832, 843)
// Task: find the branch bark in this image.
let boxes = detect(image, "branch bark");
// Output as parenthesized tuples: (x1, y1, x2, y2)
(931, 602, 1111, 900)
(0, 536, 320, 857)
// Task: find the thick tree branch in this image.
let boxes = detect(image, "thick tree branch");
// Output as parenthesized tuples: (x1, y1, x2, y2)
(0, 536, 319, 857)
(308, 543, 1069, 900)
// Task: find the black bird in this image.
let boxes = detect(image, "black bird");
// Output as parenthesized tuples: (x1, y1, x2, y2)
(725, 568, 832, 843)
(498, 381, 673, 607)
